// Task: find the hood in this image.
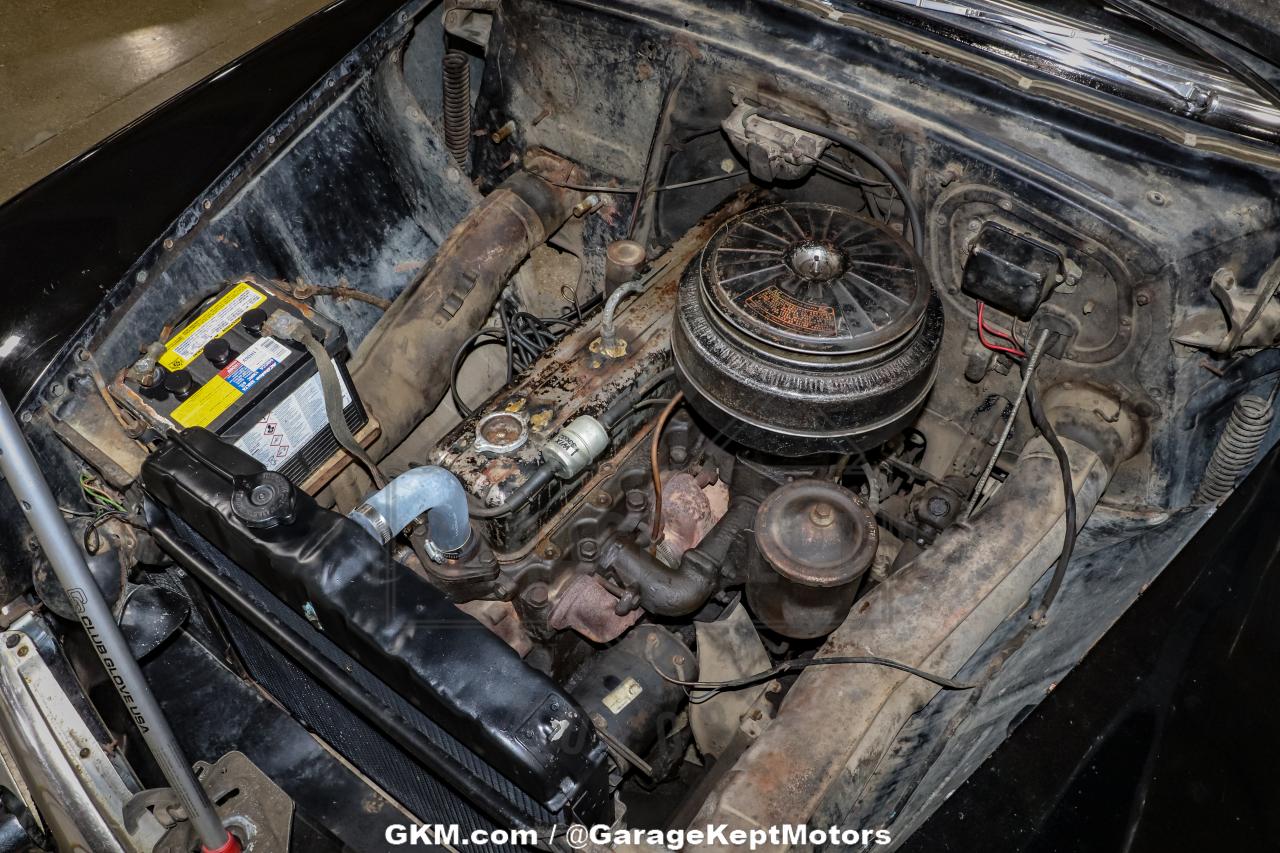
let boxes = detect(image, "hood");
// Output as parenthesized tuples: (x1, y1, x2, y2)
(1144, 0, 1280, 62)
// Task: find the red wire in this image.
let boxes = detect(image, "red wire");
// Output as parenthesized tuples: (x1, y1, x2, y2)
(976, 301, 1026, 358)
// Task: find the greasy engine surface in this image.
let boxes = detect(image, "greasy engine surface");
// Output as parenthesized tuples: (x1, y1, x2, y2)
(6, 0, 1280, 849)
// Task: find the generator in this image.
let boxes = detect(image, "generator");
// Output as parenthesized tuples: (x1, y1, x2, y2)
(112, 278, 373, 490)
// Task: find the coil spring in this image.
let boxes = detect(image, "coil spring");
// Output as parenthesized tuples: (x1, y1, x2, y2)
(1195, 394, 1274, 504)
(442, 50, 471, 170)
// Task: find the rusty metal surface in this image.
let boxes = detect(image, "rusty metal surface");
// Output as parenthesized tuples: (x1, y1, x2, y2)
(658, 472, 717, 563)
(547, 573, 639, 643)
(432, 188, 767, 555)
(49, 402, 146, 490)
(345, 151, 586, 466)
(506, 415, 658, 570)
(754, 480, 877, 588)
(188, 751, 292, 853)
(747, 479, 878, 639)
(692, 438, 1113, 848)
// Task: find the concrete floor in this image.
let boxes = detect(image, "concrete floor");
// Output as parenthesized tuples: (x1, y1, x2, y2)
(0, 0, 337, 204)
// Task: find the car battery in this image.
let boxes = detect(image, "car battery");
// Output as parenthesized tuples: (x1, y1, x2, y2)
(112, 278, 374, 490)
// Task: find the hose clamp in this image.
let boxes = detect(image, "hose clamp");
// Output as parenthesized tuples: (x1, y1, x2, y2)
(420, 537, 446, 564)
(351, 503, 393, 545)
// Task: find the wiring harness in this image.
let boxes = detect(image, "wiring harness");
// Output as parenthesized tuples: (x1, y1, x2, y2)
(449, 291, 601, 419)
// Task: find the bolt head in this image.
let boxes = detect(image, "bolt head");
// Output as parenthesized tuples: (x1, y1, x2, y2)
(808, 502, 836, 527)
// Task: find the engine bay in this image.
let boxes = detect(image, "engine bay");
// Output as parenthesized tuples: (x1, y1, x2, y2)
(5, 0, 1280, 849)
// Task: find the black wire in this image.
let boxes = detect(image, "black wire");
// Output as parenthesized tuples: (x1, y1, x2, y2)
(1026, 376, 1077, 621)
(165, 429, 239, 483)
(534, 316, 579, 329)
(758, 109, 924, 248)
(449, 292, 604, 421)
(467, 464, 557, 518)
(497, 301, 516, 385)
(83, 511, 148, 554)
(648, 651, 975, 696)
(84, 511, 125, 553)
(449, 329, 506, 419)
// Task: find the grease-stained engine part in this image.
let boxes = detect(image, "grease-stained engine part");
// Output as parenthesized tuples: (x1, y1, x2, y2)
(432, 190, 763, 554)
(605, 239, 648, 292)
(747, 479, 878, 639)
(601, 494, 759, 618)
(13, 0, 1280, 846)
(569, 625, 696, 777)
(699, 404, 1139, 837)
(335, 155, 585, 504)
(142, 428, 611, 817)
(673, 203, 944, 456)
(721, 103, 832, 183)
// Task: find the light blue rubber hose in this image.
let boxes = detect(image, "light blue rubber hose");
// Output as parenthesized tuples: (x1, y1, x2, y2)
(348, 466, 471, 554)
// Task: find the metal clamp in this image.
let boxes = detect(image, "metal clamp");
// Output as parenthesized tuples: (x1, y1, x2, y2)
(350, 503, 393, 545)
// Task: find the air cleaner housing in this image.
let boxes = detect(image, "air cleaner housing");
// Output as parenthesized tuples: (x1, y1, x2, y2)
(672, 202, 943, 456)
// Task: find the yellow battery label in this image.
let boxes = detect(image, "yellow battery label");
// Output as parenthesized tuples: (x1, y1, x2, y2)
(169, 336, 292, 429)
(160, 282, 265, 371)
(171, 376, 241, 429)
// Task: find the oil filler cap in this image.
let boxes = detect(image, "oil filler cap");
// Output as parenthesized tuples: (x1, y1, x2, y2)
(231, 471, 296, 529)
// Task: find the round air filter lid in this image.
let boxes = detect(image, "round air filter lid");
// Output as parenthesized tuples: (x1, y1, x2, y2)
(701, 203, 929, 355)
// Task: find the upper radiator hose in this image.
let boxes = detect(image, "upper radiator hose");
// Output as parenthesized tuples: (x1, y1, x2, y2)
(349, 466, 471, 554)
